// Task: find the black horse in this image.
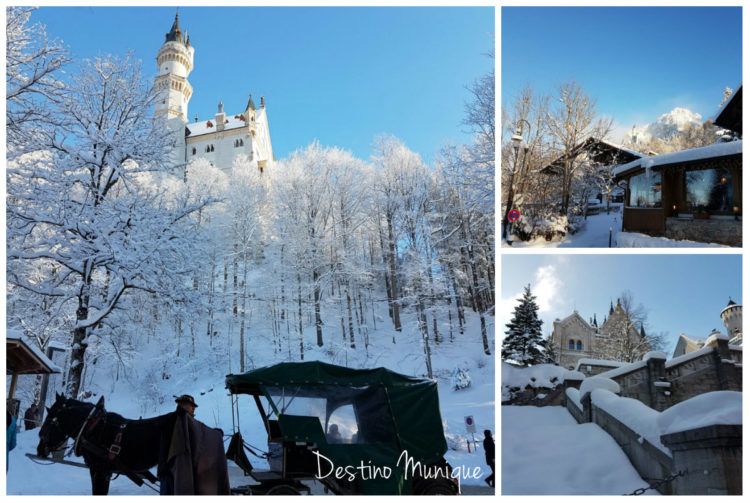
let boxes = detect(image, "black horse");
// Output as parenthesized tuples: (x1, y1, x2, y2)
(37, 393, 174, 495)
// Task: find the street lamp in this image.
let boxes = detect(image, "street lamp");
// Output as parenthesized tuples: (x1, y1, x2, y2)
(502, 123, 530, 241)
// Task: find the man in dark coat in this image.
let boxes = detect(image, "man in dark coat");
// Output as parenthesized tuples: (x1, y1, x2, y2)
(24, 403, 38, 430)
(174, 394, 197, 417)
(483, 429, 495, 488)
(158, 394, 230, 495)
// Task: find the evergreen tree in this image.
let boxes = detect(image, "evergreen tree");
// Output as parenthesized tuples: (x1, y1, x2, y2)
(502, 284, 549, 366)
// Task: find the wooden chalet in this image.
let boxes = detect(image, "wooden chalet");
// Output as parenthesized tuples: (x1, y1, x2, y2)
(613, 85, 743, 247)
(714, 85, 742, 137)
(540, 137, 645, 175)
(614, 141, 742, 246)
(540, 137, 645, 204)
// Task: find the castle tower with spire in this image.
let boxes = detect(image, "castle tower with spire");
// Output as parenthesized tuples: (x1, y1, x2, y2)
(155, 12, 194, 165)
(155, 12, 275, 173)
(720, 298, 742, 344)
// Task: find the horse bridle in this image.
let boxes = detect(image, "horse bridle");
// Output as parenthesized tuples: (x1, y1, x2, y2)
(39, 413, 68, 454)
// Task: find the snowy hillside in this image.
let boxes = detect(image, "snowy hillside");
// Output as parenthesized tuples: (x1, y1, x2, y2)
(7, 305, 495, 495)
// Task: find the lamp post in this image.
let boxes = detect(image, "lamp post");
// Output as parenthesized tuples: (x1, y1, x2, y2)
(502, 123, 530, 241)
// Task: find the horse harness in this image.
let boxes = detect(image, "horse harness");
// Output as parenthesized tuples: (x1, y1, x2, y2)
(72, 405, 156, 486)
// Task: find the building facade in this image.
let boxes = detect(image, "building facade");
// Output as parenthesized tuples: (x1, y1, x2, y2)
(550, 298, 645, 369)
(155, 13, 275, 173)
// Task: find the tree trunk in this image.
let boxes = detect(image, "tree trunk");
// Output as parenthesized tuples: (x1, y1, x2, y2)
(297, 274, 304, 360)
(67, 281, 91, 398)
(346, 282, 355, 349)
(386, 214, 401, 333)
(314, 268, 323, 347)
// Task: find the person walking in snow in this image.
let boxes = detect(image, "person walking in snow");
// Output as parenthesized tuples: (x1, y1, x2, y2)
(24, 402, 38, 430)
(483, 429, 495, 488)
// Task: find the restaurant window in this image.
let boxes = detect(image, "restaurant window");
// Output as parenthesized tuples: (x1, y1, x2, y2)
(685, 167, 734, 214)
(628, 171, 662, 208)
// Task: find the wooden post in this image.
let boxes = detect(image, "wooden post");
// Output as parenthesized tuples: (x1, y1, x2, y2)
(7, 373, 19, 415)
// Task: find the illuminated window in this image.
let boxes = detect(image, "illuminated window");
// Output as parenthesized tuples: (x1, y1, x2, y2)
(628, 171, 662, 208)
(685, 167, 734, 214)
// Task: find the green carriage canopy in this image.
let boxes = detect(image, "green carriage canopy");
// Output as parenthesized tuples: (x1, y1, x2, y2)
(226, 361, 449, 493)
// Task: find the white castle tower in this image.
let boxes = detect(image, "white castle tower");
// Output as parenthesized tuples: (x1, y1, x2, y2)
(155, 12, 194, 165)
(154, 12, 275, 174)
(720, 298, 742, 344)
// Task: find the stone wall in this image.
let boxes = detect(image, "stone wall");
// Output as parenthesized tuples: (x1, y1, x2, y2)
(602, 341, 741, 412)
(565, 391, 742, 495)
(588, 398, 674, 493)
(665, 341, 742, 406)
(661, 425, 742, 495)
(665, 217, 741, 247)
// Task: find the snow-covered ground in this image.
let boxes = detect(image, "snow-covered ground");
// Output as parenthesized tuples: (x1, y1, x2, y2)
(615, 232, 729, 248)
(501, 406, 656, 495)
(506, 208, 622, 248)
(505, 206, 731, 248)
(7, 306, 495, 495)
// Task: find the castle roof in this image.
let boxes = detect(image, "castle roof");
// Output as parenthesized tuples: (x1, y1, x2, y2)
(165, 12, 184, 44)
(246, 93, 256, 112)
(185, 108, 267, 139)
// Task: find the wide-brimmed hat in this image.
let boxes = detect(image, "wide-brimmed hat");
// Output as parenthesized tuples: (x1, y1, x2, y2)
(175, 394, 198, 408)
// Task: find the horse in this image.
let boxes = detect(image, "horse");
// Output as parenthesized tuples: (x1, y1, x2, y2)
(37, 393, 174, 495)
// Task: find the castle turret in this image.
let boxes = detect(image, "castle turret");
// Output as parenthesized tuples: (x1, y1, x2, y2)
(155, 12, 194, 166)
(720, 298, 742, 342)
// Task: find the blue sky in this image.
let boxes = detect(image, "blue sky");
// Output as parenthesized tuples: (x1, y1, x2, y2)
(500, 254, 742, 355)
(502, 7, 742, 142)
(30, 6, 493, 164)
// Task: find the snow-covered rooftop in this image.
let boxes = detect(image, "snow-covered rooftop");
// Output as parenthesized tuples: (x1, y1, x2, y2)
(6, 329, 62, 373)
(186, 108, 266, 138)
(613, 140, 743, 177)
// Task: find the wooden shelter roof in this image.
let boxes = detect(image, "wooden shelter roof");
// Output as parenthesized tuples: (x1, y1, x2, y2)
(6, 333, 60, 375)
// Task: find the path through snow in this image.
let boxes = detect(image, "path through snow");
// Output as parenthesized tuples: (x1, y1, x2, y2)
(501, 406, 657, 495)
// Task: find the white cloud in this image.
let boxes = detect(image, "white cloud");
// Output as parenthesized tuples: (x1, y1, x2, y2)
(499, 264, 563, 340)
(533, 265, 562, 314)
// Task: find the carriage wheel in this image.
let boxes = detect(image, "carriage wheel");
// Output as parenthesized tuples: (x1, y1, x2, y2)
(264, 484, 301, 495)
(414, 478, 459, 495)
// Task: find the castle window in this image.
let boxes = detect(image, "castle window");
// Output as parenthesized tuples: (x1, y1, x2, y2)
(576, 340, 583, 351)
(568, 340, 575, 350)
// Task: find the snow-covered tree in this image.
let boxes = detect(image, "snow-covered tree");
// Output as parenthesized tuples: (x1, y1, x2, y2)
(545, 79, 613, 216)
(7, 54, 214, 397)
(6, 6, 69, 155)
(596, 292, 664, 363)
(502, 285, 551, 366)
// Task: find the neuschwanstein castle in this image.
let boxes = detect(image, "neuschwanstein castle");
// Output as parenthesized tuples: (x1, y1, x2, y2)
(154, 13, 275, 173)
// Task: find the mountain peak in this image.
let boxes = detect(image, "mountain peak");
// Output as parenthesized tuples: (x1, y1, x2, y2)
(626, 107, 703, 146)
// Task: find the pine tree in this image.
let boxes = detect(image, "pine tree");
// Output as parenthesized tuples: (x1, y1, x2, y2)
(502, 284, 549, 366)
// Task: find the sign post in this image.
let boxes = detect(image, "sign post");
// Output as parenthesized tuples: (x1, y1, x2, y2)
(465, 415, 477, 453)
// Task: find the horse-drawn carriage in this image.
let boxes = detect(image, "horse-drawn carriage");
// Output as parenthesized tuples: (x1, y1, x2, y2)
(225, 361, 459, 495)
(34, 361, 459, 495)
